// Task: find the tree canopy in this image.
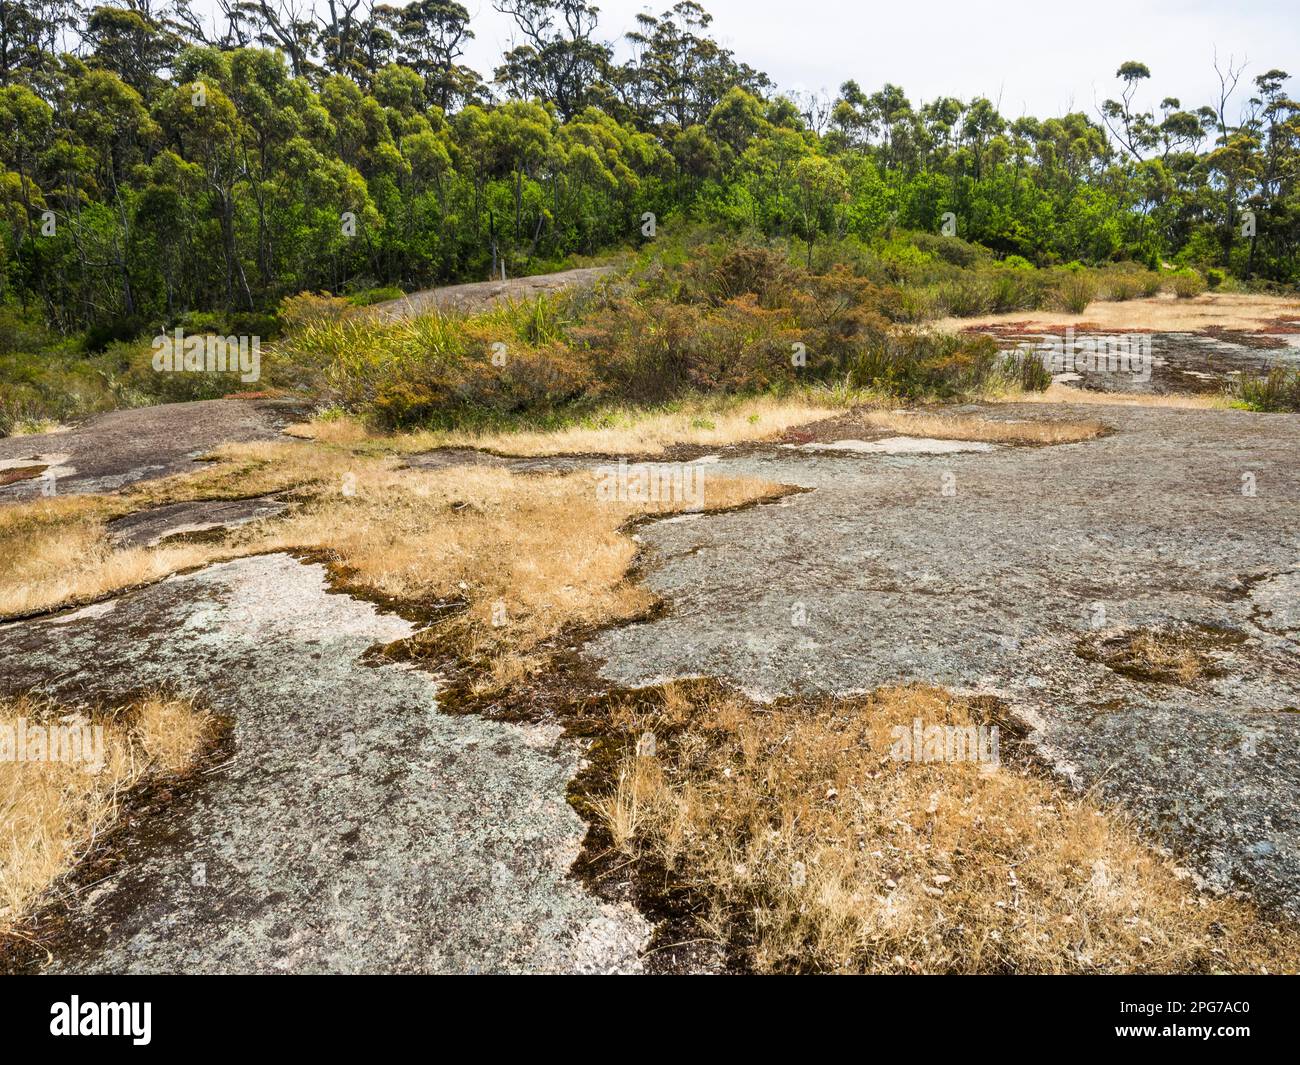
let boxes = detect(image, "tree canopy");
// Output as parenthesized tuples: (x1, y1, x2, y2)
(2, 1, 1297, 332)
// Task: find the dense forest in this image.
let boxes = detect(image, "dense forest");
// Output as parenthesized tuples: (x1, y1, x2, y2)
(0, 0, 1298, 338)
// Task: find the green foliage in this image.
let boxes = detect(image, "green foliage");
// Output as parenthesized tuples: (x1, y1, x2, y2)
(2, 4, 1299, 431)
(347, 286, 405, 306)
(264, 236, 1052, 428)
(1053, 271, 1096, 313)
(1236, 368, 1300, 412)
(844, 331, 1047, 399)
(2, 3, 1296, 348)
(0, 308, 149, 435)
(1168, 269, 1207, 298)
(1099, 267, 1156, 301)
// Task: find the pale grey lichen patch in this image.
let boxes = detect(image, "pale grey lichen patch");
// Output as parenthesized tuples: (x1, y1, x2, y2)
(41, 600, 120, 626)
(0, 399, 303, 502)
(0, 451, 70, 472)
(1249, 571, 1300, 636)
(0, 553, 647, 973)
(106, 497, 288, 547)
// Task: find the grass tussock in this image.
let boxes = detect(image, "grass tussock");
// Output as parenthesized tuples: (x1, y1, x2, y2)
(590, 682, 1297, 974)
(1082, 626, 1236, 686)
(0, 691, 216, 936)
(1110, 632, 1206, 684)
(1235, 367, 1300, 412)
(1004, 384, 1233, 410)
(292, 395, 846, 457)
(861, 411, 1105, 445)
(1053, 271, 1096, 314)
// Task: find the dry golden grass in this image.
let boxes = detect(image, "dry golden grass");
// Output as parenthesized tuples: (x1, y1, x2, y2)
(592, 682, 1297, 974)
(288, 395, 843, 457)
(130, 692, 219, 773)
(0, 438, 787, 940)
(0, 691, 214, 935)
(4, 420, 68, 438)
(0, 438, 785, 690)
(935, 291, 1300, 335)
(0, 517, 213, 619)
(1086, 628, 1219, 686)
(5, 407, 1296, 973)
(1118, 633, 1204, 685)
(0, 439, 386, 617)
(861, 410, 1105, 444)
(1003, 383, 1233, 409)
(243, 458, 780, 674)
(282, 416, 371, 445)
(0, 472, 285, 618)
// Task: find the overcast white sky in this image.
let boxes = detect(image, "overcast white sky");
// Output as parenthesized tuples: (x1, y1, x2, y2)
(191, 0, 1300, 119)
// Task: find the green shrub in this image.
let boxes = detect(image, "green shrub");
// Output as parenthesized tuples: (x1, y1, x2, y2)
(478, 294, 577, 345)
(121, 337, 250, 403)
(347, 286, 405, 306)
(1052, 271, 1095, 313)
(911, 231, 989, 268)
(1206, 268, 1226, 289)
(0, 342, 151, 436)
(678, 242, 800, 307)
(1102, 270, 1147, 301)
(845, 331, 1011, 399)
(893, 285, 936, 323)
(274, 309, 597, 429)
(1016, 350, 1054, 392)
(1236, 368, 1300, 412)
(873, 238, 934, 285)
(278, 291, 356, 330)
(1168, 270, 1206, 298)
(986, 267, 1045, 313)
(0, 306, 60, 356)
(936, 275, 994, 317)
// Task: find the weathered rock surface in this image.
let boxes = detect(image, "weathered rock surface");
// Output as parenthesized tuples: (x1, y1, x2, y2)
(4, 378, 1299, 968)
(587, 402, 1300, 915)
(401, 447, 589, 474)
(1005, 330, 1300, 394)
(105, 497, 288, 547)
(0, 554, 647, 973)
(0, 399, 304, 500)
(367, 266, 614, 322)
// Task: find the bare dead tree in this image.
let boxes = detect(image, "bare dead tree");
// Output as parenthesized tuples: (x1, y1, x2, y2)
(251, 0, 318, 77)
(1212, 48, 1247, 145)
